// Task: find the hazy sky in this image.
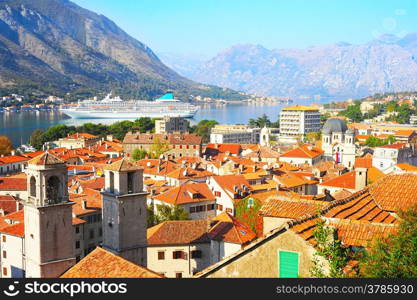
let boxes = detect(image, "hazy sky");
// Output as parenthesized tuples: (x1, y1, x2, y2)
(72, 0, 417, 56)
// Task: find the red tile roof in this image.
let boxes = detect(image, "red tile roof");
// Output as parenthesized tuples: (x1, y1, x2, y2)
(61, 247, 163, 278)
(0, 222, 24, 237)
(377, 143, 407, 149)
(154, 183, 215, 205)
(0, 177, 27, 191)
(280, 145, 324, 159)
(319, 170, 356, 189)
(124, 133, 202, 145)
(206, 144, 242, 155)
(0, 155, 29, 165)
(0, 195, 21, 214)
(147, 220, 210, 245)
(259, 198, 325, 219)
(368, 173, 417, 212)
(212, 175, 253, 195)
(208, 212, 256, 245)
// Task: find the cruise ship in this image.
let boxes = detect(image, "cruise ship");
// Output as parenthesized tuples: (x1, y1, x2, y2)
(60, 93, 199, 119)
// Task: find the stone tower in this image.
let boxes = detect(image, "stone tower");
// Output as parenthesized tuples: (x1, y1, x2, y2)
(101, 158, 148, 266)
(24, 152, 75, 278)
(260, 126, 270, 147)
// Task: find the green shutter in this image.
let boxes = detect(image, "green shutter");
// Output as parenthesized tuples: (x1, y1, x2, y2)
(278, 251, 299, 278)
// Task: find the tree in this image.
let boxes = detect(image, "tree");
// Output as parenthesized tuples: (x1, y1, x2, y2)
(190, 120, 218, 143)
(29, 129, 45, 150)
(155, 204, 189, 222)
(360, 205, 417, 278)
(248, 114, 272, 128)
(310, 218, 350, 278)
(338, 103, 363, 122)
(147, 204, 160, 228)
(306, 131, 322, 143)
(132, 148, 148, 161)
(149, 137, 170, 158)
(0, 136, 13, 155)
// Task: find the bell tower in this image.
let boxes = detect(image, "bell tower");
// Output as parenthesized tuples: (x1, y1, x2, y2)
(24, 152, 75, 278)
(101, 158, 148, 266)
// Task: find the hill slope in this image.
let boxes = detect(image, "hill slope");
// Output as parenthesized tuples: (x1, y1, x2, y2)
(0, 0, 242, 100)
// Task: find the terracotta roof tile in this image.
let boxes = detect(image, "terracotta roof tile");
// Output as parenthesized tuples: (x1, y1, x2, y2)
(208, 212, 256, 245)
(368, 173, 417, 212)
(154, 183, 215, 205)
(280, 145, 324, 159)
(147, 220, 210, 245)
(0, 222, 24, 237)
(61, 247, 163, 278)
(0, 177, 27, 191)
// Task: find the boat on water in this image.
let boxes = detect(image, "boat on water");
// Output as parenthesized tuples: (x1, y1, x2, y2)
(60, 93, 199, 119)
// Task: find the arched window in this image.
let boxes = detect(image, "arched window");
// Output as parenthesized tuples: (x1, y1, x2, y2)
(109, 171, 115, 193)
(46, 176, 61, 204)
(30, 176, 36, 198)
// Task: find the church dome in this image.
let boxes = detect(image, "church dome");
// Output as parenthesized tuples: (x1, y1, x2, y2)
(322, 118, 348, 134)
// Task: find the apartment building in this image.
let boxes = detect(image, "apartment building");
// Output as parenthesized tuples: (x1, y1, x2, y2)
(155, 117, 188, 134)
(279, 106, 321, 140)
(210, 124, 260, 144)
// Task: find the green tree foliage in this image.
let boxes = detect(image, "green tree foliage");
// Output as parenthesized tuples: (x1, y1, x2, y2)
(29, 129, 45, 150)
(28, 117, 162, 146)
(320, 113, 331, 124)
(310, 218, 350, 278)
(338, 102, 363, 122)
(132, 149, 148, 161)
(155, 204, 189, 222)
(364, 135, 396, 147)
(189, 120, 218, 143)
(360, 206, 417, 278)
(149, 137, 170, 158)
(306, 131, 322, 143)
(249, 114, 272, 128)
(0, 136, 14, 155)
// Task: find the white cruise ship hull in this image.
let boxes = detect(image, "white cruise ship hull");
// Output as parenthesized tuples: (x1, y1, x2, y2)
(60, 109, 196, 119)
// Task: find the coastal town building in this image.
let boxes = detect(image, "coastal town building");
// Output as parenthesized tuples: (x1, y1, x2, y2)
(54, 133, 101, 150)
(155, 116, 188, 134)
(123, 132, 202, 157)
(279, 105, 321, 143)
(279, 145, 324, 166)
(322, 118, 356, 169)
(372, 143, 414, 174)
(210, 124, 261, 144)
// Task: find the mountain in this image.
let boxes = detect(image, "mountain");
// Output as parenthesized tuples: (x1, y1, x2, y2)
(0, 0, 243, 100)
(168, 35, 417, 99)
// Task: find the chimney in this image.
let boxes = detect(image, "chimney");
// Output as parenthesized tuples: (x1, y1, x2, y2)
(81, 200, 87, 210)
(355, 167, 368, 191)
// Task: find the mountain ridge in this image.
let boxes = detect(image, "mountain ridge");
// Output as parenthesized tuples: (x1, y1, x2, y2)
(160, 34, 417, 99)
(0, 0, 243, 100)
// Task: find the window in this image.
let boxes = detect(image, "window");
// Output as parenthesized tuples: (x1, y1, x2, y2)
(2, 236, 5, 242)
(191, 250, 202, 259)
(247, 198, 254, 208)
(190, 207, 196, 213)
(3, 267, 7, 276)
(207, 204, 215, 211)
(173, 251, 186, 259)
(175, 272, 183, 278)
(89, 229, 95, 239)
(226, 208, 233, 214)
(214, 191, 221, 197)
(217, 204, 223, 211)
(2, 251, 6, 259)
(158, 251, 165, 260)
(75, 241, 80, 249)
(278, 251, 299, 278)
(75, 226, 80, 234)
(99, 228, 102, 237)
